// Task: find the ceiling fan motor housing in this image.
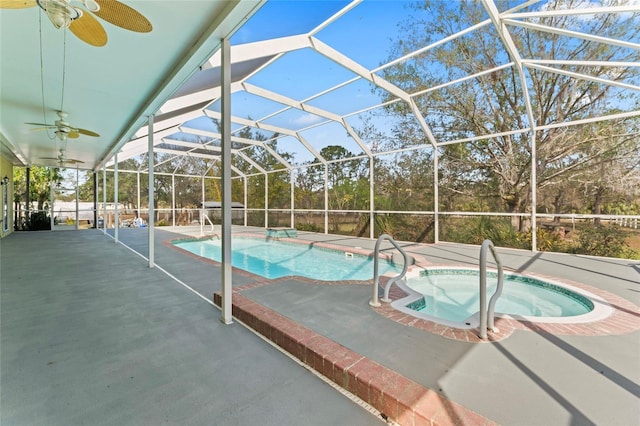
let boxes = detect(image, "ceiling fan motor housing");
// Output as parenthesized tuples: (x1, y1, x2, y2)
(55, 120, 71, 133)
(36, 0, 82, 29)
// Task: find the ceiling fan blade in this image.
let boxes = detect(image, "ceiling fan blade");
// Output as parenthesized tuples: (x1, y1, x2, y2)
(0, 0, 36, 8)
(68, 131, 80, 139)
(69, 9, 107, 47)
(77, 128, 100, 137)
(93, 0, 152, 33)
(65, 159, 85, 164)
(25, 122, 55, 127)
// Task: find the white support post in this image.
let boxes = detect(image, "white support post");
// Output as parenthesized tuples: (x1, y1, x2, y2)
(50, 180, 54, 231)
(148, 115, 155, 268)
(324, 164, 328, 234)
(220, 37, 233, 324)
(264, 174, 268, 228)
(200, 176, 206, 237)
(290, 171, 294, 228)
(92, 171, 97, 230)
(530, 131, 538, 252)
(201, 175, 205, 209)
(74, 168, 79, 230)
(433, 148, 439, 244)
(102, 167, 106, 234)
(369, 157, 374, 239)
(114, 153, 119, 243)
(172, 174, 176, 227)
(136, 171, 140, 216)
(243, 177, 248, 227)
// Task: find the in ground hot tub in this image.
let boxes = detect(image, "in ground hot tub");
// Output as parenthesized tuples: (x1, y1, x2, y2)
(390, 267, 612, 329)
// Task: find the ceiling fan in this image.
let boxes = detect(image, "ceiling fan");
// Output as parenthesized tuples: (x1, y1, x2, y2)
(40, 148, 84, 166)
(0, 0, 152, 46)
(26, 110, 99, 141)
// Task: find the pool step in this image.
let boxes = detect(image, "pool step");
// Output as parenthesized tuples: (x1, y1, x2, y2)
(213, 292, 495, 426)
(266, 227, 297, 239)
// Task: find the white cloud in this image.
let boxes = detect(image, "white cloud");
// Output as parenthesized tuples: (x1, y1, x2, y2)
(291, 113, 323, 128)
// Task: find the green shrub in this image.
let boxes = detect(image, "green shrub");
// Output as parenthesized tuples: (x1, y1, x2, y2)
(28, 211, 51, 231)
(572, 225, 638, 258)
(456, 216, 521, 247)
(296, 223, 319, 232)
(518, 228, 567, 252)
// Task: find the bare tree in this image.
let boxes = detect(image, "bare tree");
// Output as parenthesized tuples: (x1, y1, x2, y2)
(380, 0, 640, 228)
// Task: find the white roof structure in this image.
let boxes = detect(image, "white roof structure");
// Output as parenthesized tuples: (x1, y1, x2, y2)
(107, 0, 640, 180)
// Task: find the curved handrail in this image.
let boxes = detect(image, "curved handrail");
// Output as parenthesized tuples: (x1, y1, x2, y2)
(200, 209, 215, 236)
(369, 233, 411, 307)
(479, 239, 504, 339)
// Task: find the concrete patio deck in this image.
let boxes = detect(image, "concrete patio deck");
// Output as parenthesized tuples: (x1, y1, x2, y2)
(0, 230, 383, 425)
(2, 226, 639, 425)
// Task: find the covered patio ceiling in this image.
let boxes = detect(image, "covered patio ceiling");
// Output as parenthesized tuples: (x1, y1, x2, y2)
(0, 0, 265, 170)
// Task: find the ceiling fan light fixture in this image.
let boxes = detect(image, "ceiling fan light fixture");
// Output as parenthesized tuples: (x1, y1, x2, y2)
(36, 0, 82, 29)
(54, 129, 68, 141)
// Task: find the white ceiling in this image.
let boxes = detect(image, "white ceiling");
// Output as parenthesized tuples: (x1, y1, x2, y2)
(0, 0, 264, 170)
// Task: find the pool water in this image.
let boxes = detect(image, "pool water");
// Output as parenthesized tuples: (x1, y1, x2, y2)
(174, 237, 402, 280)
(403, 269, 593, 323)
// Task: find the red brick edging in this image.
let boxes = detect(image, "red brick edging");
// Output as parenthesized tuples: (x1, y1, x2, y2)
(213, 292, 496, 426)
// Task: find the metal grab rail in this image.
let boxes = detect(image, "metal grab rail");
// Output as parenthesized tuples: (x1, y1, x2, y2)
(200, 209, 216, 237)
(479, 239, 504, 339)
(369, 233, 411, 307)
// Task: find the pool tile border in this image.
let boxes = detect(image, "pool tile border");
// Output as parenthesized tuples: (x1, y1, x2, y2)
(213, 291, 497, 426)
(374, 263, 640, 342)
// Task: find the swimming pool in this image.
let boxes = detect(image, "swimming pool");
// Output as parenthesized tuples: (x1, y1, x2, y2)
(173, 237, 403, 280)
(391, 267, 611, 328)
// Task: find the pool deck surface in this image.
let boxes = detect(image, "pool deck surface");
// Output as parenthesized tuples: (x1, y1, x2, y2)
(2, 226, 639, 425)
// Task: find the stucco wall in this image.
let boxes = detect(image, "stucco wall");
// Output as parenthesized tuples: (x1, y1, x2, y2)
(0, 155, 14, 238)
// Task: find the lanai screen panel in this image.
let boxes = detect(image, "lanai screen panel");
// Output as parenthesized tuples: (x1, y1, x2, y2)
(305, 79, 382, 116)
(345, 105, 416, 153)
(246, 49, 360, 101)
(109, 0, 638, 242)
(313, 1, 411, 70)
(261, 108, 328, 132)
(230, 1, 347, 44)
(208, 92, 289, 126)
(298, 121, 366, 160)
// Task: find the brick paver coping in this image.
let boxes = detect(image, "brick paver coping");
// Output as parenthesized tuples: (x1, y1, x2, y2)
(172, 234, 639, 344)
(213, 292, 496, 426)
